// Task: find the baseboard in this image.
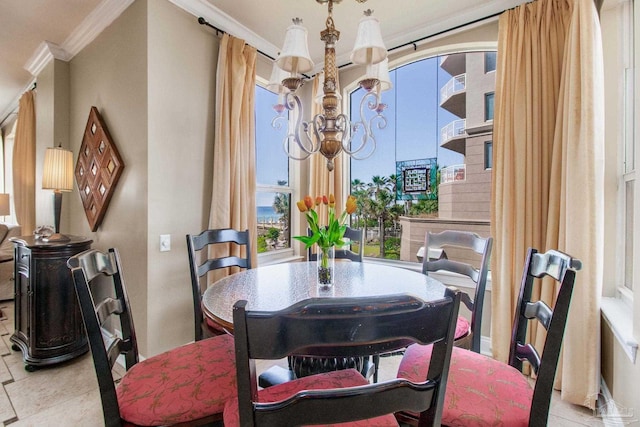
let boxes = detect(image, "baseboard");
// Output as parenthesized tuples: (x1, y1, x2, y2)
(480, 335, 492, 357)
(598, 377, 635, 426)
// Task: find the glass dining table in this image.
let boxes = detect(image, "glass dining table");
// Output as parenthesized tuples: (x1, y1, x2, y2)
(201, 261, 447, 379)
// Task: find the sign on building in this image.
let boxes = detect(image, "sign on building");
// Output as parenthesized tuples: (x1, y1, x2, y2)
(396, 158, 437, 201)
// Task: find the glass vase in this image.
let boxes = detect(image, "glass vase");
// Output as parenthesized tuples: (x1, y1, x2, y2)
(317, 246, 335, 287)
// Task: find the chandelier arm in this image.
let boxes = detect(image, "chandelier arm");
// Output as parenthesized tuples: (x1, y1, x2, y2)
(308, 114, 326, 149)
(341, 91, 377, 155)
(348, 114, 382, 160)
(272, 114, 287, 131)
(282, 92, 316, 160)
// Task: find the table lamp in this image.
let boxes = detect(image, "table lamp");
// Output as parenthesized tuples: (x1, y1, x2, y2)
(0, 194, 9, 222)
(42, 145, 74, 242)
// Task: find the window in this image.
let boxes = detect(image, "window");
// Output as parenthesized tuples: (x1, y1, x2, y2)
(484, 92, 495, 121)
(349, 51, 494, 262)
(484, 141, 493, 170)
(622, 3, 635, 291)
(484, 52, 497, 73)
(255, 85, 292, 257)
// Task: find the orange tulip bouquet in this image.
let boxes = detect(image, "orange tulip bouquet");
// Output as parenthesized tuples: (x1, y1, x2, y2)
(294, 194, 357, 286)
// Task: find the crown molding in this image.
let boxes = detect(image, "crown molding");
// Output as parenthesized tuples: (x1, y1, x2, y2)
(25, 41, 72, 76)
(168, 0, 281, 60)
(23, 0, 134, 77)
(63, 0, 134, 57)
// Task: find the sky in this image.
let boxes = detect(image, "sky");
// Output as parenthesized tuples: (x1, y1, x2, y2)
(255, 55, 464, 206)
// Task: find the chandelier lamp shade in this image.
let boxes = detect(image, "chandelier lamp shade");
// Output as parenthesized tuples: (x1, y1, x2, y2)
(269, 0, 391, 172)
(42, 145, 74, 241)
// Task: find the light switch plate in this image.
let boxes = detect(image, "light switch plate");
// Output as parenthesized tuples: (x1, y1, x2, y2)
(160, 234, 171, 252)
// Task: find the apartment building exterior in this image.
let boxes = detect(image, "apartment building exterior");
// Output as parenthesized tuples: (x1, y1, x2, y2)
(400, 51, 495, 263)
(438, 51, 495, 221)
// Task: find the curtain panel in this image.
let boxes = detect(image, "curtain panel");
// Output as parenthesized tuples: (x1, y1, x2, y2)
(208, 34, 258, 282)
(12, 91, 36, 234)
(491, 0, 604, 408)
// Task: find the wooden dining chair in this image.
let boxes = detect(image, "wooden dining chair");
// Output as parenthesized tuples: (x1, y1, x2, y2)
(186, 228, 251, 341)
(308, 226, 364, 262)
(422, 230, 493, 352)
(397, 248, 581, 427)
(67, 248, 237, 427)
(224, 290, 461, 427)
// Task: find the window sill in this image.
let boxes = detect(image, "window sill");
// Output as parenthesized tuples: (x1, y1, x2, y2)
(258, 250, 303, 266)
(362, 257, 492, 292)
(601, 296, 638, 363)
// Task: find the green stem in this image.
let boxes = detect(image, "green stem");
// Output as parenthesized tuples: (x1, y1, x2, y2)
(320, 246, 330, 269)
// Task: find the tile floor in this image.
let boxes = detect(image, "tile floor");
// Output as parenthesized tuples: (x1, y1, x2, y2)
(0, 300, 606, 426)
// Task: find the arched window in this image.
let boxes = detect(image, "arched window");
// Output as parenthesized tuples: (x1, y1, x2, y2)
(347, 50, 496, 262)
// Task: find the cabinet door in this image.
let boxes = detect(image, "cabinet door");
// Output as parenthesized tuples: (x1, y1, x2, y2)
(33, 255, 85, 353)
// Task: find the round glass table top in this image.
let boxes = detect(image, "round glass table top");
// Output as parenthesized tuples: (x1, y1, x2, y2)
(202, 261, 447, 331)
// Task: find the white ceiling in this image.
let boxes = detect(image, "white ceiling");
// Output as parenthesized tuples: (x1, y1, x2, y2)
(0, 0, 526, 126)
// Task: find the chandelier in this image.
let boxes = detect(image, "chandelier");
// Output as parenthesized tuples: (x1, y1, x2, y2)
(268, 0, 391, 172)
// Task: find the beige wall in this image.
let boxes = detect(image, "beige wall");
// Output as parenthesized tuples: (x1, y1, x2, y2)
(65, 0, 223, 356)
(145, 0, 219, 354)
(67, 0, 151, 353)
(35, 59, 73, 230)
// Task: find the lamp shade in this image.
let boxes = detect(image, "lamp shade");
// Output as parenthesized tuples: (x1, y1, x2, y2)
(367, 58, 392, 92)
(0, 194, 9, 216)
(266, 62, 291, 95)
(42, 146, 74, 192)
(351, 13, 387, 66)
(276, 19, 314, 74)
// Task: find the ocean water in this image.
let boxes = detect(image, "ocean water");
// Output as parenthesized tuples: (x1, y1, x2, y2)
(257, 206, 282, 222)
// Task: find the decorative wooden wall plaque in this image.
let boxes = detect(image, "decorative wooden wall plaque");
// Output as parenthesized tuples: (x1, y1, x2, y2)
(75, 106, 124, 231)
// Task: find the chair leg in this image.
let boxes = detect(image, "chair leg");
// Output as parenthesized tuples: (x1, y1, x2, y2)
(372, 355, 380, 383)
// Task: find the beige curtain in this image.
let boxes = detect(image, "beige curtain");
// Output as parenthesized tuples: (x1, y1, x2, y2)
(491, 0, 603, 409)
(208, 34, 258, 281)
(13, 91, 36, 234)
(309, 72, 345, 220)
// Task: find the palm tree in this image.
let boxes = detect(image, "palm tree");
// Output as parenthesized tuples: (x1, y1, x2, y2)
(367, 175, 396, 257)
(350, 179, 367, 229)
(272, 180, 290, 245)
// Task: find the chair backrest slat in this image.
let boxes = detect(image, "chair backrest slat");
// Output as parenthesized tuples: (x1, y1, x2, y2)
(422, 230, 493, 352)
(234, 289, 461, 427)
(514, 342, 541, 372)
(523, 300, 553, 330)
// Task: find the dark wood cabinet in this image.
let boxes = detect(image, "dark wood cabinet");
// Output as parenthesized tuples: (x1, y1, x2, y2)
(10, 236, 93, 371)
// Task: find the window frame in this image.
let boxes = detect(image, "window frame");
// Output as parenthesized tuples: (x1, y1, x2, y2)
(484, 92, 495, 122)
(484, 141, 493, 170)
(484, 51, 497, 73)
(254, 79, 298, 265)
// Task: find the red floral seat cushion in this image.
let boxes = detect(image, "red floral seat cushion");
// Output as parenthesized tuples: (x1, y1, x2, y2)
(224, 369, 399, 426)
(116, 334, 237, 426)
(454, 315, 470, 341)
(398, 344, 533, 427)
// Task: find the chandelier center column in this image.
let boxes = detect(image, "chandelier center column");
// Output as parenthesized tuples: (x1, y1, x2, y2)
(319, 0, 343, 170)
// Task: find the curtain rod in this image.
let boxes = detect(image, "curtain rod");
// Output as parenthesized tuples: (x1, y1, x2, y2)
(197, 17, 276, 61)
(201, 0, 599, 76)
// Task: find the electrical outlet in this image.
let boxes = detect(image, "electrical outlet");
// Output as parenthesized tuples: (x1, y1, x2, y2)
(160, 234, 171, 252)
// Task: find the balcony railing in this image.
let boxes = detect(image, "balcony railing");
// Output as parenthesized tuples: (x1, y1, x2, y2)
(440, 74, 466, 104)
(441, 164, 466, 184)
(440, 119, 466, 144)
